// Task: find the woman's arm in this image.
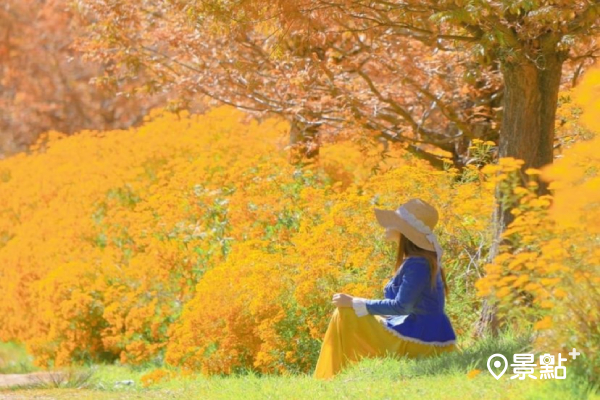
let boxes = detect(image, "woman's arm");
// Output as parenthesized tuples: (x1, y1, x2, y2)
(352, 259, 430, 316)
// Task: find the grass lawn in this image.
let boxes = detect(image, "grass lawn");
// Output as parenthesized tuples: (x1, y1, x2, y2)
(1, 331, 598, 399)
(1, 364, 596, 400)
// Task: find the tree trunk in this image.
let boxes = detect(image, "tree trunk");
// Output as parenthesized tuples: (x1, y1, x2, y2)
(474, 52, 565, 338)
(289, 118, 320, 164)
(500, 55, 564, 184)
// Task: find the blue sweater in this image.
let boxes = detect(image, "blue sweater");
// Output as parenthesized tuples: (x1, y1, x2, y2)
(358, 256, 457, 346)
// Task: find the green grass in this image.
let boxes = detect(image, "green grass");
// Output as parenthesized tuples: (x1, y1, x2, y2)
(0, 341, 37, 374)
(1, 332, 598, 399)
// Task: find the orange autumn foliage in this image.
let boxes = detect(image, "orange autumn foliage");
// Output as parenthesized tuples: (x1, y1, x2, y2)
(0, 0, 167, 156)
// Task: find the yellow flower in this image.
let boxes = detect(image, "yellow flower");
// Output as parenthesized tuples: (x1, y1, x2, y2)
(525, 168, 542, 175)
(467, 369, 482, 379)
(534, 316, 553, 331)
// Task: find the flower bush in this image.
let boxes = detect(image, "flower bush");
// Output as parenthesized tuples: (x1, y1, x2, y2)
(476, 66, 600, 379)
(1, 67, 597, 375)
(0, 105, 495, 371)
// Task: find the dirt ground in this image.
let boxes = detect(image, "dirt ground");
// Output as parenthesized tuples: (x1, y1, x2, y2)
(0, 372, 64, 389)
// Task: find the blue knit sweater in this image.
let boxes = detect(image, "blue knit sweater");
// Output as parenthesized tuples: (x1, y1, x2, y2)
(353, 256, 457, 346)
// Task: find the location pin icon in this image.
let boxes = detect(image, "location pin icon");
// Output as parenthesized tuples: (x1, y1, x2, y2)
(487, 354, 508, 380)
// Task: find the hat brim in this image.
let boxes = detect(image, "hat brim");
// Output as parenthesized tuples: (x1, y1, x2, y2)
(374, 208, 436, 251)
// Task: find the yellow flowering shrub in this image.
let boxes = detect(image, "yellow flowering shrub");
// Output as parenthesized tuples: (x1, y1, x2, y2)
(3, 63, 600, 375)
(0, 105, 496, 372)
(6, 92, 597, 375)
(165, 157, 495, 374)
(0, 106, 292, 366)
(476, 145, 600, 376)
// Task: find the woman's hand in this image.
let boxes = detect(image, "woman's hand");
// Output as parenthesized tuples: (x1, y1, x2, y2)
(331, 293, 354, 308)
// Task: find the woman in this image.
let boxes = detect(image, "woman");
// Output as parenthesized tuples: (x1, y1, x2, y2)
(313, 198, 458, 380)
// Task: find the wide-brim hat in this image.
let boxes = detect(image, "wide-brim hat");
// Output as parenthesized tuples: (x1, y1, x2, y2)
(374, 198, 440, 253)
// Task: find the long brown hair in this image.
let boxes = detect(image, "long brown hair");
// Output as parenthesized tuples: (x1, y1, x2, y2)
(395, 234, 449, 298)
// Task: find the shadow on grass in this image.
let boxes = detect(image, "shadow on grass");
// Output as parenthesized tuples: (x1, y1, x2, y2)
(404, 329, 534, 377)
(341, 328, 534, 379)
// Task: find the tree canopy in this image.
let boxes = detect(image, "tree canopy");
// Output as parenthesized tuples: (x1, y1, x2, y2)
(79, 0, 600, 165)
(0, 0, 165, 156)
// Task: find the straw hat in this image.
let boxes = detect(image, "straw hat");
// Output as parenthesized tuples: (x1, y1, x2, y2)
(374, 198, 443, 264)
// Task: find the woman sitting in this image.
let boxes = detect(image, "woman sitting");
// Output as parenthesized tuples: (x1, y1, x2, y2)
(314, 198, 458, 380)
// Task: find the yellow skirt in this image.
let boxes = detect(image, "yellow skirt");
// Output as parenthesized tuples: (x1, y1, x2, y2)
(313, 307, 458, 380)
